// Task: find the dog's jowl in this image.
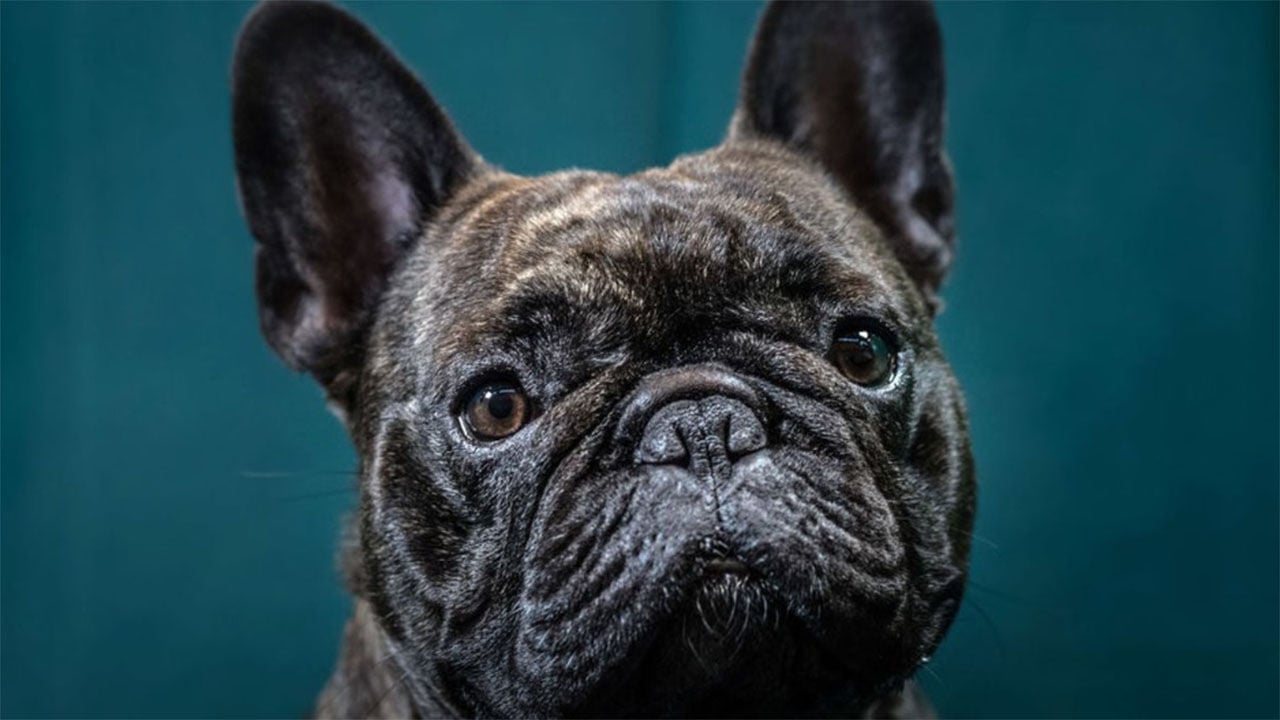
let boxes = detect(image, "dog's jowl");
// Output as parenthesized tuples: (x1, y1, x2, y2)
(232, 1, 975, 717)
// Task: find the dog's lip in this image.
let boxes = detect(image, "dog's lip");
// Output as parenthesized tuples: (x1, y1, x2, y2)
(703, 557, 749, 574)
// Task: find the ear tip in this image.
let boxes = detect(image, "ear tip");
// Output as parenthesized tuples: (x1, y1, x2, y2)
(231, 0, 384, 124)
(238, 0, 356, 39)
(233, 1, 369, 74)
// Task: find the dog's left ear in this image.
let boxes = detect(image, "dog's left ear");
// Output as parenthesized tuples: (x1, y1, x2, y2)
(731, 0, 955, 308)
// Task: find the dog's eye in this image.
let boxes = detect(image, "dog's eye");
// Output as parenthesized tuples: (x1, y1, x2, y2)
(831, 328, 895, 387)
(461, 383, 531, 441)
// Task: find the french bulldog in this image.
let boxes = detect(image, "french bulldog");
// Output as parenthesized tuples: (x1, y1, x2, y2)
(231, 0, 975, 717)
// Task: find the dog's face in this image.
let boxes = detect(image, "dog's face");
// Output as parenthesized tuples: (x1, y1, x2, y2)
(233, 2, 974, 717)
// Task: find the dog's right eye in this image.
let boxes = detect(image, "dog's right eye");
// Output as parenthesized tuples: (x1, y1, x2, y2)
(460, 382, 531, 441)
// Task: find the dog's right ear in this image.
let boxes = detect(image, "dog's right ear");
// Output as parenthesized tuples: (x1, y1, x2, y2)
(730, 0, 955, 311)
(232, 1, 479, 411)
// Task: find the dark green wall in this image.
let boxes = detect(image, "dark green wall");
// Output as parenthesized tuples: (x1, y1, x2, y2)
(2, 2, 1276, 717)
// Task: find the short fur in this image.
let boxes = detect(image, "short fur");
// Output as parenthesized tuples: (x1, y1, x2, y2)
(231, 2, 975, 717)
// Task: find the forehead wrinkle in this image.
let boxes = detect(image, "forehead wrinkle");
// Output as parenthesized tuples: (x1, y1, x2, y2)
(481, 217, 836, 353)
(417, 142, 928, 377)
(668, 145, 927, 322)
(502, 170, 848, 305)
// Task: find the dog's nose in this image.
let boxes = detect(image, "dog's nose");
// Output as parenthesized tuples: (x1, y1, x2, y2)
(636, 396, 766, 465)
(618, 365, 767, 468)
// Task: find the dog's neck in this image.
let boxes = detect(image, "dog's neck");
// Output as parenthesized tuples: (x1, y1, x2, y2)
(317, 600, 506, 719)
(314, 603, 936, 719)
(314, 601, 420, 719)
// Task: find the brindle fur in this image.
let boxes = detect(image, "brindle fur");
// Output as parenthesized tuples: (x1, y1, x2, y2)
(233, 2, 974, 717)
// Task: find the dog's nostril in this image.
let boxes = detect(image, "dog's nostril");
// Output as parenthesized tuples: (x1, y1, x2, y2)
(635, 400, 694, 465)
(726, 407, 766, 458)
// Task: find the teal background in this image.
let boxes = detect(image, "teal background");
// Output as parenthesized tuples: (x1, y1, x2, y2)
(2, 1, 1276, 717)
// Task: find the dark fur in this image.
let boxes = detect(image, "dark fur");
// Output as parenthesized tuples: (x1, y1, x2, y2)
(232, 1, 974, 717)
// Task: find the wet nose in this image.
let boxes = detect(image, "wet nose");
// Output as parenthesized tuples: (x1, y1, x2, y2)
(617, 365, 768, 468)
(636, 395, 766, 466)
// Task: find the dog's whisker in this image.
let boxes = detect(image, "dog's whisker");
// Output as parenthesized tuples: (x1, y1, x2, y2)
(238, 469, 359, 479)
(682, 610, 713, 675)
(959, 595, 1008, 662)
(361, 663, 410, 718)
(964, 579, 1035, 607)
(333, 648, 406, 715)
(696, 590, 717, 637)
(955, 528, 1001, 550)
(920, 662, 944, 686)
(272, 487, 357, 503)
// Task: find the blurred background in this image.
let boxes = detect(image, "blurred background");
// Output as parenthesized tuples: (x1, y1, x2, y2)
(2, 1, 1276, 717)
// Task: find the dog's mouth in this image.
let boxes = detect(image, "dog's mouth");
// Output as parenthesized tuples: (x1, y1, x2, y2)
(568, 561, 877, 718)
(680, 555, 777, 665)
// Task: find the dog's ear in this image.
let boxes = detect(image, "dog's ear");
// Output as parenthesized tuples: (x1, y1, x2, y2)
(232, 1, 479, 411)
(731, 0, 955, 308)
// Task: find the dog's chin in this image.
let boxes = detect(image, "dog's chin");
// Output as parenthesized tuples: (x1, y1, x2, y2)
(506, 445, 925, 717)
(568, 571, 896, 718)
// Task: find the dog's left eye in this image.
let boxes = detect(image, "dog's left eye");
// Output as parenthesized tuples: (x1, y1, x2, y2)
(831, 328, 896, 387)
(460, 382, 531, 441)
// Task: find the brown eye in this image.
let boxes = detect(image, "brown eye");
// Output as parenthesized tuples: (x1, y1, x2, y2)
(831, 329, 896, 386)
(461, 383, 531, 441)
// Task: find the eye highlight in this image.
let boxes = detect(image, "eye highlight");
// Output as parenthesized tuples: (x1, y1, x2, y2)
(831, 327, 896, 387)
(460, 382, 531, 441)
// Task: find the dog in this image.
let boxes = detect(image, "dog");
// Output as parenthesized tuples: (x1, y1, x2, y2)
(231, 1, 975, 716)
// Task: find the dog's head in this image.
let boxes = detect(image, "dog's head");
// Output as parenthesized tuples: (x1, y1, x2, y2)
(233, 1, 974, 716)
